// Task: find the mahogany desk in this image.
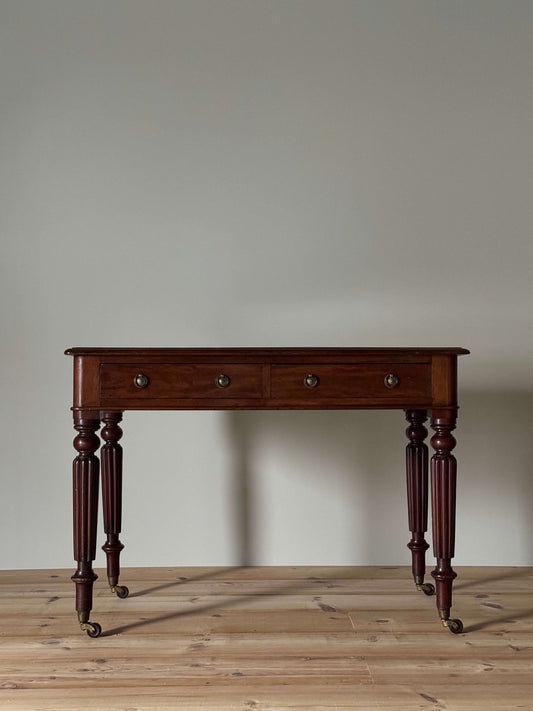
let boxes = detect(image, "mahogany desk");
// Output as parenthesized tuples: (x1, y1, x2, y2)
(66, 347, 469, 638)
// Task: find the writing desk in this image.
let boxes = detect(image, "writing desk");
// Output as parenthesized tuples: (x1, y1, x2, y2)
(66, 347, 469, 637)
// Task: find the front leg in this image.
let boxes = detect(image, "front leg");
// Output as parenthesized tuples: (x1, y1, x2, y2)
(72, 412, 102, 638)
(430, 408, 463, 634)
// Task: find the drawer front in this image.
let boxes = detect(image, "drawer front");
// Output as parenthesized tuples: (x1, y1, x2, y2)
(271, 363, 431, 402)
(100, 363, 263, 401)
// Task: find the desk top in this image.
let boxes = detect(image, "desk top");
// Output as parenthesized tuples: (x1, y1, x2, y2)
(66, 347, 470, 357)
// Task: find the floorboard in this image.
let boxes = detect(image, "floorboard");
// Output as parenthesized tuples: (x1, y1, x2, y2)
(0, 566, 532, 710)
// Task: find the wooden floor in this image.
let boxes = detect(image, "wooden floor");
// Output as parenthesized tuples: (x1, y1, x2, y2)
(0, 566, 532, 710)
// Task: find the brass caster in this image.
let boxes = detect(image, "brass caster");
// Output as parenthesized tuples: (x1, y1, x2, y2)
(111, 584, 129, 599)
(80, 621, 102, 638)
(416, 583, 435, 596)
(441, 617, 464, 634)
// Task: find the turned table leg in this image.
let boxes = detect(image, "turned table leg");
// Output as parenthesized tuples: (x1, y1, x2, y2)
(72, 412, 102, 638)
(101, 411, 129, 599)
(430, 408, 463, 634)
(405, 410, 434, 596)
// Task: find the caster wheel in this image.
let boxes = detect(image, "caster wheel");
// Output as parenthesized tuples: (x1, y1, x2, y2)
(447, 618, 464, 634)
(114, 585, 129, 599)
(85, 622, 102, 638)
(420, 583, 435, 596)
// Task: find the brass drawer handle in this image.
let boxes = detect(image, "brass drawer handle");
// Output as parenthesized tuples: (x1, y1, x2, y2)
(384, 373, 400, 389)
(134, 373, 150, 389)
(216, 373, 231, 389)
(304, 373, 319, 389)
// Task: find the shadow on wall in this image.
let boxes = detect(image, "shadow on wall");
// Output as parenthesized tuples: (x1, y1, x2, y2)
(225, 389, 533, 567)
(457, 389, 533, 566)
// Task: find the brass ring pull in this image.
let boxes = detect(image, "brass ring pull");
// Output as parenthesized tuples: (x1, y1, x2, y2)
(134, 373, 150, 389)
(304, 374, 319, 389)
(216, 374, 231, 389)
(384, 373, 400, 389)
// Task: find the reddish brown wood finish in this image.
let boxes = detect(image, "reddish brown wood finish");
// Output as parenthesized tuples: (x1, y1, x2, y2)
(100, 363, 264, 401)
(100, 411, 125, 589)
(67, 348, 467, 411)
(405, 410, 430, 587)
(271, 363, 431, 403)
(66, 347, 469, 636)
(71, 412, 100, 624)
(430, 408, 458, 621)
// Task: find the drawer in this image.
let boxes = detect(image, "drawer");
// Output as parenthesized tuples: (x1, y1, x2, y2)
(100, 363, 263, 400)
(271, 363, 431, 401)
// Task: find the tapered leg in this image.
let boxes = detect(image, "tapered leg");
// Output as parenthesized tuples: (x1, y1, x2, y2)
(405, 410, 434, 596)
(72, 412, 102, 638)
(101, 411, 129, 598)
(430, 408, 463, 633)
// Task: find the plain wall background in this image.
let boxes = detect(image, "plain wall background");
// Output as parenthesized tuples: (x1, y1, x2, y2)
(1, 0, 532, 570)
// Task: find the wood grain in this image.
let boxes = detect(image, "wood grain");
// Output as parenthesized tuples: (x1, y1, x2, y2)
(1, 566, 531, 710)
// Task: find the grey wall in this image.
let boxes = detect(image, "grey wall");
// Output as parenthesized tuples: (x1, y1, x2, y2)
(1, 1, 532, 570)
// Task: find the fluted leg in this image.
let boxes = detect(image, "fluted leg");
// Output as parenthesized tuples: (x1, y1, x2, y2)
(405, 410, 434, 596)
(101, 411, 129, 599)
(72, 412, 102, 637)
(430, 408, 463, 633)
